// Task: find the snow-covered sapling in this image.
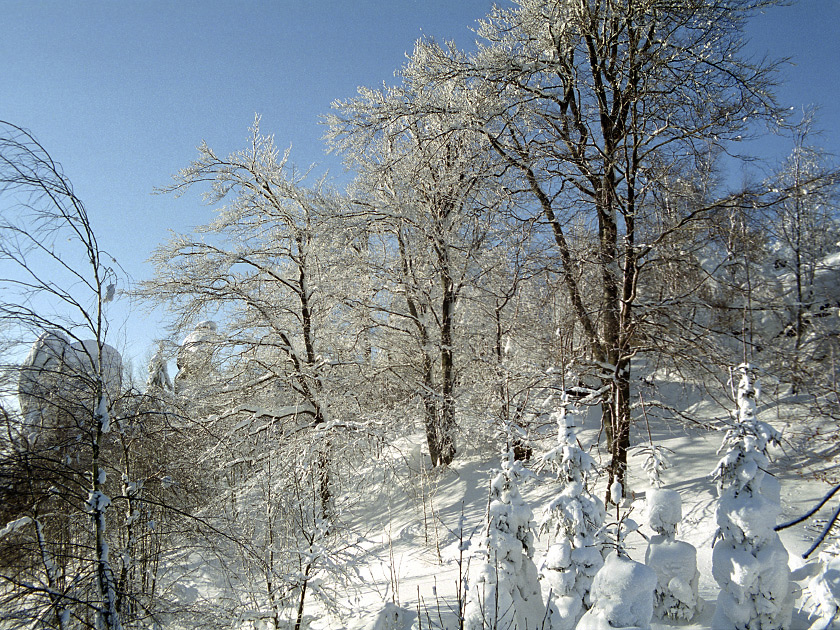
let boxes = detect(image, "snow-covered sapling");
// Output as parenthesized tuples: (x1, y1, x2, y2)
(711, 363, 794, 629)
(805, 541, 840, 630)
(464, 454, 548, 630)
(576, 551, 658, 630)
(636, 429, 701, 620)
(644, 488, 702, 621)
(577, 479, 657, 630)
(538, 397, 605, 630)
(635, 438, 671, 490)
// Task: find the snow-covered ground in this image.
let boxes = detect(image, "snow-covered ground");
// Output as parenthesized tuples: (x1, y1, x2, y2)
(301, 377, 838, 630)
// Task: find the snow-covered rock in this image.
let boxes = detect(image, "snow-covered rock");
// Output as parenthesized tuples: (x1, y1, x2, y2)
(18, 331, 122, 438)
(175, 320, 218, 390)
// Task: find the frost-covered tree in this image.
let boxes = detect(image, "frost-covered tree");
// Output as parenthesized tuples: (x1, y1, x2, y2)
(385, 0, 785, 495)
(139, 119, 373, 627)
(464, 454, 548, 630)
(140, 117, 356, 516)
(329, 85, 508, 466)
(711, 363, 793, 629)
(0, 121, 124, 630)
(757, 113, 840, 398)
(767, 115, 839, 347)
(538, 396, 604, 629)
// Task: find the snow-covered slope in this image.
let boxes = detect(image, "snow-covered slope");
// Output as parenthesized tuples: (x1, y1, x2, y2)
(312, 379, 838, 630)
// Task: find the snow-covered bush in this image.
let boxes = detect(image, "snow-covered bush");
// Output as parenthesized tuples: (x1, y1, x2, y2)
(576, 552, 657, 630)
(538, 398, 605, 630)
(464, 455, 548, 630)
(646, 488, 681, 538)
(711, 363, 794, 629)
(644, 488, 702, 621)
(577, 476, 657, 629)
(806, 542, 840, 629)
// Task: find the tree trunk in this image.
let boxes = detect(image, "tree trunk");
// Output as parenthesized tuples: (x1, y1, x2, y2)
(438, 269, 457, 466)
(606, 365, 631, 503)
(294, 562, 312, 630)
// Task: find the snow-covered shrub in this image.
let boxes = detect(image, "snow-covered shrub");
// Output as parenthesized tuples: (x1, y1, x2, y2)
(538, 398, 605, 630)
(806, 542, 840, 629)
(644, 488, 702, 621)
(577, 476, 657, 629)
(711, 363, 794, 629)
(646, 488, 681, 538)
(576, 552, 658, 630)
(464, 455, 548, 630)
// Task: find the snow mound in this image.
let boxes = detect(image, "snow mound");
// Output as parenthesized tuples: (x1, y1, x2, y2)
(645, 536, 702, 621)
(577, 553, 656, 630)
(646, 488, 681, 537)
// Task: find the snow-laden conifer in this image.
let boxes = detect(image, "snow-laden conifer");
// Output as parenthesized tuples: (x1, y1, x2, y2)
(576, 550, 657, 630)
(711, 363, 793, 629)
(464, 452, 548, 630)
(578, 478, 656, 629)
(537, 396, 605, 630)
(634, 433, 702, 621)
(805, 541, 840, 630)
(644, 487, 702, 621)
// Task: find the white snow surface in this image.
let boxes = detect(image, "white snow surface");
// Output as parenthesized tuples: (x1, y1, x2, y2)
(167, 376, 837, 630)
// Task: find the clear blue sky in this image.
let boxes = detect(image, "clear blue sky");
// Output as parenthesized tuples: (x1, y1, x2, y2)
(2, 0, 838, 368)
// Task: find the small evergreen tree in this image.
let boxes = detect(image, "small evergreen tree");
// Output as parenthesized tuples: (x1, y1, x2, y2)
(576, 550, 657, 630)
(644, 487, 702, 621)
(805, 541, 840, 630)
(464, 452, 547, 630)
(538, 396, 605, 630)
(711, 364, 793, 629)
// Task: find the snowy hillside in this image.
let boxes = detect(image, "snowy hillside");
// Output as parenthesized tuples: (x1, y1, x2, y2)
(3, 2, 840, 629)
(294, 376, 840, 630)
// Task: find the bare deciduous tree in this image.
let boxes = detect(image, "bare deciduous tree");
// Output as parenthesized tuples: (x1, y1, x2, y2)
(0, 120, 123, 630)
